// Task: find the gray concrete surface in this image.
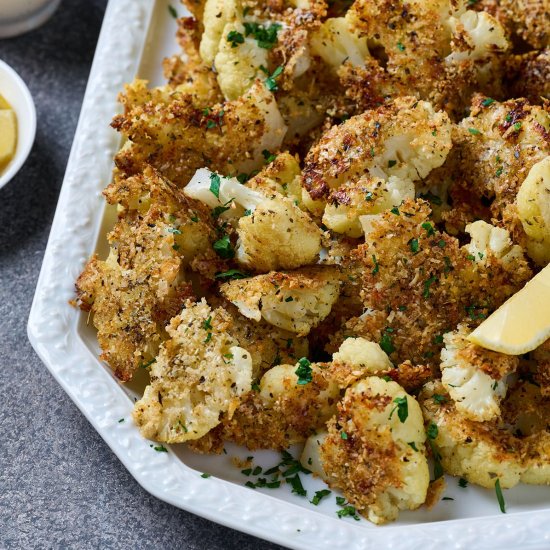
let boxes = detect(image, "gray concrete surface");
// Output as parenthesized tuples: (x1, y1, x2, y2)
(0, 2, 283, 548)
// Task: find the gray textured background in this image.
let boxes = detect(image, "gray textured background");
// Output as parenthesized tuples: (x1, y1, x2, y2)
(0, 2, 282, 548)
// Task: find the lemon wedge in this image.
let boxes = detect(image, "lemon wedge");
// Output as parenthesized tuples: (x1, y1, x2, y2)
(0, 109, 17, 168)
(468, 263, 550, 354)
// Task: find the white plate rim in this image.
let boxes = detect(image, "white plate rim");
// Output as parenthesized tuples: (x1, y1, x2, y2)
(27, 1, 550, 548)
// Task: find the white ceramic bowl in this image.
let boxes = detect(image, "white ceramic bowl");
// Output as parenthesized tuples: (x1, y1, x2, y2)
(0, 0, 61, 38)
(0, 59, 36, 190)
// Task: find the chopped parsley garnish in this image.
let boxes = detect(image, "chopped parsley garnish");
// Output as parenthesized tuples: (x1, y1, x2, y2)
(365, 191, 373, 201)
(442, 497, 454, 501)
(468, 128, 481, 135)
(204, 332, 212, 344)
(438, 239, 446, 248)
(288, 474, 307, 497)
(167, 227, 182, 235)
(311, 489, 332, 505)
(213, 234, 235, 259)
(139, 358, 156, 369)
(243, 22, 281, 49)
(202, 316, 213, 331)
(252, 466, 263, 476)
(335, 498, 360, 521)
(371, 254, 379, 275)
(467, 254, 476, 261)
(409, 238, 419, 254)
(227, 30, 245, 47)
(427, 422, 438, 440)
(380, 330, 395, 355)
(496, 167, 503, 177)
(284, 296, 294, 302)
(201, 473, 212, 478)
(214, 269, 248, 280)
(433, 334, 444, 345)
(262, 149, 277, 163)
(397, 41, 405, 51)
(408, 442, 418, 451)
(465, 304, 487, 320)
(118, 418, 125, 423)
(341, 431, 348, 440)
(209, 172, 221, 198)
(251, 383, 260, 392)
(505, 114, 512, 122)
(423, 276, 438, 298)
(190, 214, 199, 222)
(243, 209, 252, 216)
(295, 357, 312, 385)
(212, 198, 234, 219)
(265, 65, 284, 92)
(433, 393, 447, 404)
(482, 98, 495, 107)
(390, 206, 400, 215)
(388, 159, 397, 168)
(168, 5, 178, 18)
(458, 477, 468, 488)
(495, 479, 506, 513)
(421, 221, 435, 236)
(418, 190, 443, 206)
(389, 396, 408, 423)
(236, 173, 249, 184)
(513, 121, 522, 132)
(153, 445, 168, 453)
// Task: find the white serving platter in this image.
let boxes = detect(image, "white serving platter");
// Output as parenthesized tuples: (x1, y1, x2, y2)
(27, 1, 550, 548)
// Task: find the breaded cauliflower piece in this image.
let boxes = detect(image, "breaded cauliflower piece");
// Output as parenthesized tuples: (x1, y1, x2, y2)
(517, 157, 550, 266)
(455, 96, 549, 248)
(112, 80, 287, 186)
(162, 17, 224, 106)
(310, 15, 369, 69)
(189, 337, 394, 453)
(343, 0, 509, 117)
(342, 200, 531, 368)
(184, 167, 322, 271)
(303, 377, 429, 524)
(133, 299, 253, 443)
(302, 97, 452, 202)
(75, 168, 215, 381)
(420, 380, 550, 488)
(220, 267, 342, 335)
(322, 175, 414, 237)
(504, 49, 550, 106)
(440, 325, 518, 421)
(332, 337, 393, 376)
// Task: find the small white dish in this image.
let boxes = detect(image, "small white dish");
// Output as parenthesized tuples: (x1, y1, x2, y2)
(0, 59, 36, 190)
(0, 0, 61, 38)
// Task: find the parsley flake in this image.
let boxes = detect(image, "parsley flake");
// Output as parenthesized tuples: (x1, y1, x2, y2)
(227, 30, 245, 47)
(201, 473, 211, 478)
(288, 474, 307, 497)
(421, 221, 435, 236)
(458, 477, 468, 488)
(341, 431, 348, 440)
(397, 41, 405, 51)
(409, 237, 419, 254)
(389, 396, 408, 423)
(468, 128, 481, 135)
(482, 98, 495, 107)
(168, 5, 178, 18)
(214, 269, 248, 280)
(262, 149, 277, 163)
(388, 159, 397, 168)
(408, 441, 418, 451)
(153, 445, 168, 453)
(423, 276, 438, 298)
(372, 254, 380, 275)
(311, 489, 332, 505)
(213, 235, 235, 259)
(380, 330, 395, 355)
(433, 393, 447, 404)
(495, 479, 506, 513)
(265, 65, 284, 92)
(209, 172, 221, 198)
(295, 357, 312, 385)
(390, 206, 400, 215)
(243, 22, 281, 49)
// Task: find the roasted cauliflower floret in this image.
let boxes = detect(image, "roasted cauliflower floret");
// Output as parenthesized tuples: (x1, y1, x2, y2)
(455, 97, 549, 244)
(464, 220, 528, 272)
(189, 337, 394, 453)
(133, 299, 253, 443)
(112, 80, 287, 185)
(341, 200, 531, 368)
(440, 325, 518, 421)
(199, 0, 240, 65)
(302, 377, 429, 524)
(302, 97, 452, 202)
(310, 15, 369, 69)
(220, 267, 342, 335)
(517, 157, 550, 266)
(446, 10, 508, 66)
(332, 337, 393, 376)
(185, 167, 322, 271)
(420, 380, 550, 488)
(75, 168, 215, 381)
(322, 175, 414, 237)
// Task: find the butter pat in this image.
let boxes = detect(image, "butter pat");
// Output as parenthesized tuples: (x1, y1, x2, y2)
(0, 104, 17, 168)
